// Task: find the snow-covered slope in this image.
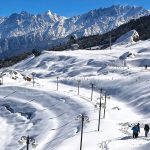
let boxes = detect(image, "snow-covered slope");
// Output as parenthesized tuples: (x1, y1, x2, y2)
(0, 39, 150, 149)
(0, 5, 149, 58)
(115, 30, 139, 45)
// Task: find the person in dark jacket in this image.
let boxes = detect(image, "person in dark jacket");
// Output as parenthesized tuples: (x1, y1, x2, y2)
(145, 65, 148, 70)
(132, 125, 139, 138)
(144, 124, 149, 137)
(136, 123, 140, 137)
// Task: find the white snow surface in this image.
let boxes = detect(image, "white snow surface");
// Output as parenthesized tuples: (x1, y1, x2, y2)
(115, 30, 139, 45)
(1, 39, 150, 149)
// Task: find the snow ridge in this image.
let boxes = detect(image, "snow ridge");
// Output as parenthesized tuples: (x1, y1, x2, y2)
(115, 30, 139, 45)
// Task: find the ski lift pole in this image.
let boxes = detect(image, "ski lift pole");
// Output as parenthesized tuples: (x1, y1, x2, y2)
(78, 80, 81, 95)
(110, 31, 112, 50)
(2, 75, 3, 85)
(80, 114, 84, 150)
(76, 114, 89, 150)
(98, 88, 102, 131)
(32, 72, 36, 87)
(33, 76, 34, 87)
(18, 135, 37, 150)
(57, 77, 59, 91)
(0, 72, 5, 85)
(26, 136, 30, 150)
(103, 92, 107, 119)
(91, 83, 94, 101)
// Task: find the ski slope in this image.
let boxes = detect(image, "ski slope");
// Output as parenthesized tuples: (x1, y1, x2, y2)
(1, 39, 150, 149)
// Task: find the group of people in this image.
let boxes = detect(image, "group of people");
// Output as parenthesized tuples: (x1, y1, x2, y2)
(132, 123, 150, 138)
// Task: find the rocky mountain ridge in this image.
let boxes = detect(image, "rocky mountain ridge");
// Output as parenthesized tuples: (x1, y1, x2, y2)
(0, 5, 149, 58)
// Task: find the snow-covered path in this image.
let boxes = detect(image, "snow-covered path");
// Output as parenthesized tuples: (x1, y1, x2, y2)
(0, 85, 95, 150)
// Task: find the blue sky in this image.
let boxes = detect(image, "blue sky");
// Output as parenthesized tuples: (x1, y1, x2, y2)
(0, 0, 149, 17)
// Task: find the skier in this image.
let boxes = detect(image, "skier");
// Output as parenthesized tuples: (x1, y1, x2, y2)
(144, 124, 149, 137)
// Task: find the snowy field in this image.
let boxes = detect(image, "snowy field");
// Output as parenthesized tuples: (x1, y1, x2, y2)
(1, 39, 150, 149)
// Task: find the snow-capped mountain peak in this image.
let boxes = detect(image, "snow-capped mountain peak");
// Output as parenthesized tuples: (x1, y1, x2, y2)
(46, 10, 53, 16)
(43, 10, 64, 23)
(0, 5, 149, 58)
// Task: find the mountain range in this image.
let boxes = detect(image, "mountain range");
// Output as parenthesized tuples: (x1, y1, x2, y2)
(0, 5, 149, 58)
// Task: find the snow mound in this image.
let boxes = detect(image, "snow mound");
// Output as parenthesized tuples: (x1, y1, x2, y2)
(2, 69, 24, 80)
(115, 30, 139, 45)
(119, 51, 136, 60)
(2, 69, 32, 82)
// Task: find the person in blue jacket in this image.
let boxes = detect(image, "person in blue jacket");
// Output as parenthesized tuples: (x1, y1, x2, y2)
(132, 123, 140, 138)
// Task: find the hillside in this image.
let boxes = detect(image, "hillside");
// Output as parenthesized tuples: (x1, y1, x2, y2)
(47, 14, 150, 51)
(1, 14, 150, 68)
(70, 14, 150, 49)
(0, 39, 150, 149)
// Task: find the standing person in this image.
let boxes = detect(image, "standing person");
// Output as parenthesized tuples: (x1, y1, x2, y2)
(132, 125, 139, 138)
(145, 65, 148, 70)
(144, 124, 150, 137)
(136, 123, 140, 138)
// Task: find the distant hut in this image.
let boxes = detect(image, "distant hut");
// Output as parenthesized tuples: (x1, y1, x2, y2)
(71, 44, 79, 50)
(69, 35, 79, 50)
